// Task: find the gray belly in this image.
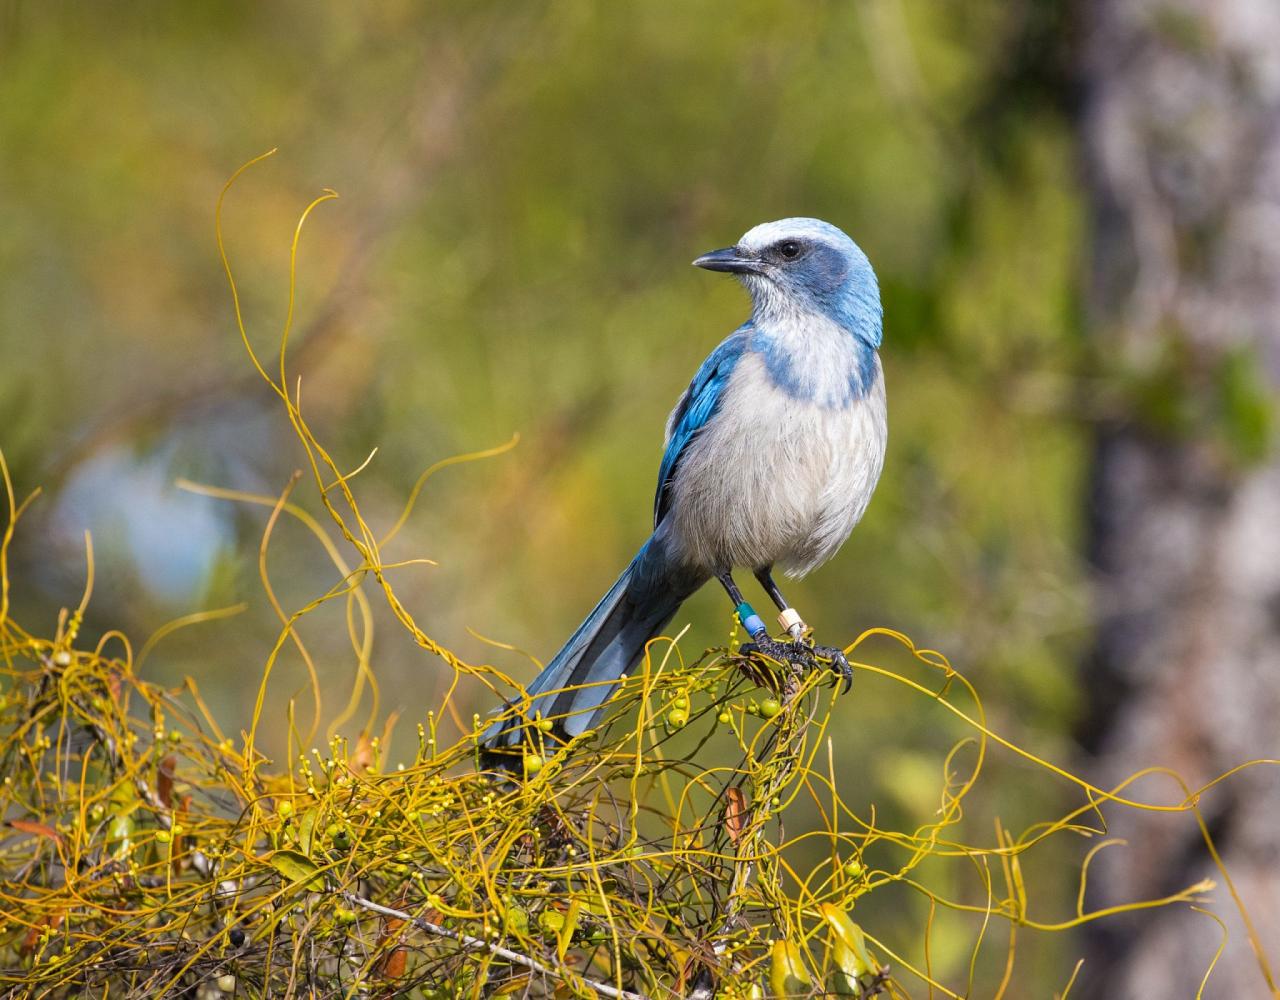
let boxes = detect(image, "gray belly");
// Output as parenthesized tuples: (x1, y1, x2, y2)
(664, 360, 887, 577)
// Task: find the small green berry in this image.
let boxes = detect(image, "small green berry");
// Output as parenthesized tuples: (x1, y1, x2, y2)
(758, 698, 781, 719)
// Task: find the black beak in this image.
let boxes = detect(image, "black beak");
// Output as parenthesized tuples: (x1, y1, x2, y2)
(692, 245, 761, 275)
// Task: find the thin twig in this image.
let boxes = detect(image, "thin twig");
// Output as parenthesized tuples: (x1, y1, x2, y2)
(345, 892, 649, 1000)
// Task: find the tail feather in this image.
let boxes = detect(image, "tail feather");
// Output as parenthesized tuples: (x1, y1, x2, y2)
(480, 540, 702, 759)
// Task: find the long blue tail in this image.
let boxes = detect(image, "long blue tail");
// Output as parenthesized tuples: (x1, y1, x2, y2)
(480, 539, 704, 761)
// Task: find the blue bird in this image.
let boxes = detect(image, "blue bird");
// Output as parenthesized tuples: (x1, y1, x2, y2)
(481, 218, 887, 761)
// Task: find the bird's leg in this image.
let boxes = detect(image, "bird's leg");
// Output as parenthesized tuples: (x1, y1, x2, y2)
(752, 566, 852, 691)
(716, 569, 817, 672)
(753, 565, 806, 638)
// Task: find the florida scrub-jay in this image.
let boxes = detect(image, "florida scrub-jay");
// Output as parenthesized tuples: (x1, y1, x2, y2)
(482, 218, 886, 758)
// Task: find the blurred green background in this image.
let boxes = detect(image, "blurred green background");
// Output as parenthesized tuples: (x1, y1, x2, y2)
(1, 1, 1095, 991)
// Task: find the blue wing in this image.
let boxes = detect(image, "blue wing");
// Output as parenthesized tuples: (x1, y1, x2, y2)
(654, 326, 749, 527)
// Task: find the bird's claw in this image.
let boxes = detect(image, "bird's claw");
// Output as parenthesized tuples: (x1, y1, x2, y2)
(810, 643, 853, 692)
(740, 635, 853, 691)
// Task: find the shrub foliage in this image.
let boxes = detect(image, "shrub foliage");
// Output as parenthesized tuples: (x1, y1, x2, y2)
(0, 159, 1263, 999)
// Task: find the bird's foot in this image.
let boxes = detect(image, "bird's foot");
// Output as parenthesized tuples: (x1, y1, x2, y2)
(740, 635, 852, 692)
(740, 633, 815, 670)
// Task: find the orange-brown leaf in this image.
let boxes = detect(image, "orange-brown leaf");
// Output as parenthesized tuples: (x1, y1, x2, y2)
(20, 911, 64, 955)
(373, 915, 408, 980)
(724, 787, 746, 844)
(374, 942, 407, 980)
(157, 755, 177, 809)
(352, 733, 374, 773)
(7, 819, 62, 845)
(679, 954, 717, 997)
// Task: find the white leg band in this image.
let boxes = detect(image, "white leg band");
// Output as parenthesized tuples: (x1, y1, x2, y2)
(778, 608, 805, 638)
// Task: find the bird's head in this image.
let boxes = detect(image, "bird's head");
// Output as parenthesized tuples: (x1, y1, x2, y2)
(694, 218, 882, 349)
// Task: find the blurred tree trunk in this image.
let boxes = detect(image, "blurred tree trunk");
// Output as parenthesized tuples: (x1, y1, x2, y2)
(1079, 0, 1280, 995)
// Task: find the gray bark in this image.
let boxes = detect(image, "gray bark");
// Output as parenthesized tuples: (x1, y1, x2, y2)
(1080, 0, 1280, 996)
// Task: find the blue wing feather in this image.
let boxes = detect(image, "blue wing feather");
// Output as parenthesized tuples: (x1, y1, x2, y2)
(654, 326, 749, 526)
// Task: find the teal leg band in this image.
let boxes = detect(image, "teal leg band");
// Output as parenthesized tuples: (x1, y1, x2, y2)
(736, 601, 766, 638)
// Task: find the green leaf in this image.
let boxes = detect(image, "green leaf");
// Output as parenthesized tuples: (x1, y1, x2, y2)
(296, 808, 317, 855)
(267, 849, 324, 891)
(557, 899, 581, 961)
(820, 904, 874, 977)
(770, 939, 810, 997)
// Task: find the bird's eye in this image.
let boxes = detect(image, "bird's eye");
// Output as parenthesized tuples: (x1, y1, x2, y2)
(776, 240, 802, 261)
